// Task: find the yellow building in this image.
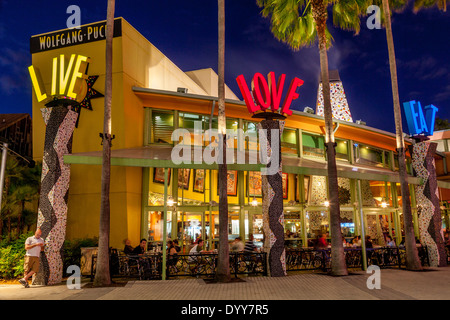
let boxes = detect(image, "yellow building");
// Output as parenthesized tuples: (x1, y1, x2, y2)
(30, 18, 449, 254)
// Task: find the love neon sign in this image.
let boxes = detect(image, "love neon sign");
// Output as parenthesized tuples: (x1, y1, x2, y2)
(236, 72, 304, 116)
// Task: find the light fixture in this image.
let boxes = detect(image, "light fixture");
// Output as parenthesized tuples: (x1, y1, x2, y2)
(167, 198, 175, 207)
(324, 200, 330, 207)
(251, 197, 258, 207)
(381, 201, 388, 208)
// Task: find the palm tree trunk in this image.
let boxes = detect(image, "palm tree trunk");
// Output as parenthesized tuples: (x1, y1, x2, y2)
(382, 0, 421, 270)
(94, 0, 115, 286)
(215, 0, 231, 282)
(312, 0, 347, 276)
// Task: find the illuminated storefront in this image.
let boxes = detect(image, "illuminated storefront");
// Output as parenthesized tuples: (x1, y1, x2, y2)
(30, 18, 449, 256)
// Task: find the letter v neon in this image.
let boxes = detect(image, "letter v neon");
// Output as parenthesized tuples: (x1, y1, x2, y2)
(59, 54, 76, 95)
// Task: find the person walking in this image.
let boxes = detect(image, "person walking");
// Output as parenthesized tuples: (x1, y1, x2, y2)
(18, 228, 45, 288)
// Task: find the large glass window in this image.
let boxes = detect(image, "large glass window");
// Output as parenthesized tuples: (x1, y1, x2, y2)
(152, 110, 174, 143)
(302, 132, 325, 159)
(335, 139, 349, 161)
(281, 128, 298, 155)
(354, 143, 387, 167)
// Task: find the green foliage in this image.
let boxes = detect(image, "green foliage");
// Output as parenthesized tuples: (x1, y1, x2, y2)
(62, 237, 98, 276)
(0, 234, 98, 279)
(0, 232, 31, 279)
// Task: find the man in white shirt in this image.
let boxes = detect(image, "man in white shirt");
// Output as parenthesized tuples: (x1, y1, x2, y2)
(18, 228, 45, 288)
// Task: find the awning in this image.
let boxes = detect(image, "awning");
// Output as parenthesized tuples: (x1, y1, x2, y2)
(64, 145, 421, 184)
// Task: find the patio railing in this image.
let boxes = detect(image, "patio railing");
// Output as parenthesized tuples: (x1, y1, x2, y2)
(88, 245, 437, 280)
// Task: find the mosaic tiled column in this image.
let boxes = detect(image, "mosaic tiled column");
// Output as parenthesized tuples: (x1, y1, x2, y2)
(33, 106, 78, 285)
(259, 119, 286, 277)
(412, 141, 447, 267)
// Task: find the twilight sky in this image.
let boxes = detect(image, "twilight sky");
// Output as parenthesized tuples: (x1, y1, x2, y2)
(0, 0, 449, 134)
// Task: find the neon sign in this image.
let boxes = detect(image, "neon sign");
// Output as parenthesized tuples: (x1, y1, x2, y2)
(28, 54, 90, 103)
(403, 100, 438, 136)
(236, 72, 304, 116)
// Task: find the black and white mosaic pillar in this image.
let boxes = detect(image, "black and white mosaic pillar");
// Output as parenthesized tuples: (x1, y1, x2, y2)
(412, 141, 447, 267)
(259, 119, 286, 277)
(33, 106, 78, 285)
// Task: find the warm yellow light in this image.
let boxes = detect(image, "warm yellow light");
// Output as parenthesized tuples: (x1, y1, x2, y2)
(251, 198, 258, 207)
(28, 65, 47, 102)
(67, 55, 89, 99)
(167, 199, 175, 207)
(59, 54, 76, 95)
(324, 200, 330, 207)
(381, 202, 388, 208)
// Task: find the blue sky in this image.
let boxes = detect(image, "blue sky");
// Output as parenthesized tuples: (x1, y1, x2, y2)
(0, 0, 449, 134)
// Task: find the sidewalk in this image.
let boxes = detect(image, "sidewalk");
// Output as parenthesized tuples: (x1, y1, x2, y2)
(1, 266, 450, 300)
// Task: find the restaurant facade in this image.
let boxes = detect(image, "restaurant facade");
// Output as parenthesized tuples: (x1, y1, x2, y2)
(30, 18, 450, 277)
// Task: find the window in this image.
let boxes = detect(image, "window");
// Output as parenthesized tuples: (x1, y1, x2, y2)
(281, 128, 298, 155)
(302, 132, 325, 159)
(354, 143, 387, 167)
(152, 110, 174, 144)
(335, 139, 349, 161)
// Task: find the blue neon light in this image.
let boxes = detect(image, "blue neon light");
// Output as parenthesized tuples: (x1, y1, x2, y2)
(402, 100, 438, 136)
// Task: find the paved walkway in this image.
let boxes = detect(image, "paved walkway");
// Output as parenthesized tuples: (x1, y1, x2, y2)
(1, 267, 450, 300)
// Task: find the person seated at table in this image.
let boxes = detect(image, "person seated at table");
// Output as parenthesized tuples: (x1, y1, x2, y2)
(365, 235, 373, 249)
(132, 238, 147, 255)
(385, 235, 396, 247)
(173, 239, 181, 253)
(230, 237, 244, 252)
(244, 234, 258, 253)
(188, 239, 210, 263)
(123, 238, 134, 255)
(314, 233, 328, 250)
(167, 240, 179, 272)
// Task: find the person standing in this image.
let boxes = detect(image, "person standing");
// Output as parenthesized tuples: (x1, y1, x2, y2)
(19, 228, 45, 288)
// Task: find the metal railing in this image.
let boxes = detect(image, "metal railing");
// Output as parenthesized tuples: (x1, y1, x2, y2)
(285, 246, 430, 272)
(90, 251, 267, 280)
(88, 246, 438, 280)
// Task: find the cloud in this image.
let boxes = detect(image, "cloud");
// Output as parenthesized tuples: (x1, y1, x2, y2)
(397, 56, 450, 81)
(0, 47, 30, 95)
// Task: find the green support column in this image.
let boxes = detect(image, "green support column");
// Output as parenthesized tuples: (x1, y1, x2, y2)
(299, 174, 308, 247)
(162, 168, 168, 281)
(356, 179, 367, 271)
(172, 168, 179, 241)
(409, 183, 419, 238)
(390, 182, 401, 245)
(238, 170, 245, 241)
(350, 179, 359, 235)
(141, 168, 150, 239)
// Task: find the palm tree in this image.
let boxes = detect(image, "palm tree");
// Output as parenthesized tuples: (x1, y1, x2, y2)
(215, 0, 231, 283)
(257, 0, 368, 276)
(94, 0, 115, 287)
(377, 0, 422, 271)
(375, 0, 447, 270)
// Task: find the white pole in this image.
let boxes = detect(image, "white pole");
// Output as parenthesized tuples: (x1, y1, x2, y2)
(0, 142, 8, 211)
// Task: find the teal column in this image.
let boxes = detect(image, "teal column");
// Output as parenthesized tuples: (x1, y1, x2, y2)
(162, 168, 168, 280)
(356, 179, 367, 271)
(141, 168, 150, 239)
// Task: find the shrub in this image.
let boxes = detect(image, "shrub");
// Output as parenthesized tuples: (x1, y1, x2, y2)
(0, 234, 98, 279)
(0, 232, 31, 279)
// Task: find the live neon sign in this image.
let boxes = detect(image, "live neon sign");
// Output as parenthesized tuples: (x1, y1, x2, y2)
(403, 100, 438, 136)
(28, 53, 90, 104)
(236, 72, 304, 116)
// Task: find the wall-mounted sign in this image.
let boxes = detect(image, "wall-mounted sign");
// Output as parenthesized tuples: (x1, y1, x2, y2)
(403, 100, 438, 136)
(236, 72, 304, 116)
(28, 54, 90, 103)
(30, 18, 122, 54)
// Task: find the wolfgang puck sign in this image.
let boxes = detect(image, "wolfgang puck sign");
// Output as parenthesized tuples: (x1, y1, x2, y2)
(236, 72, 304, 116)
